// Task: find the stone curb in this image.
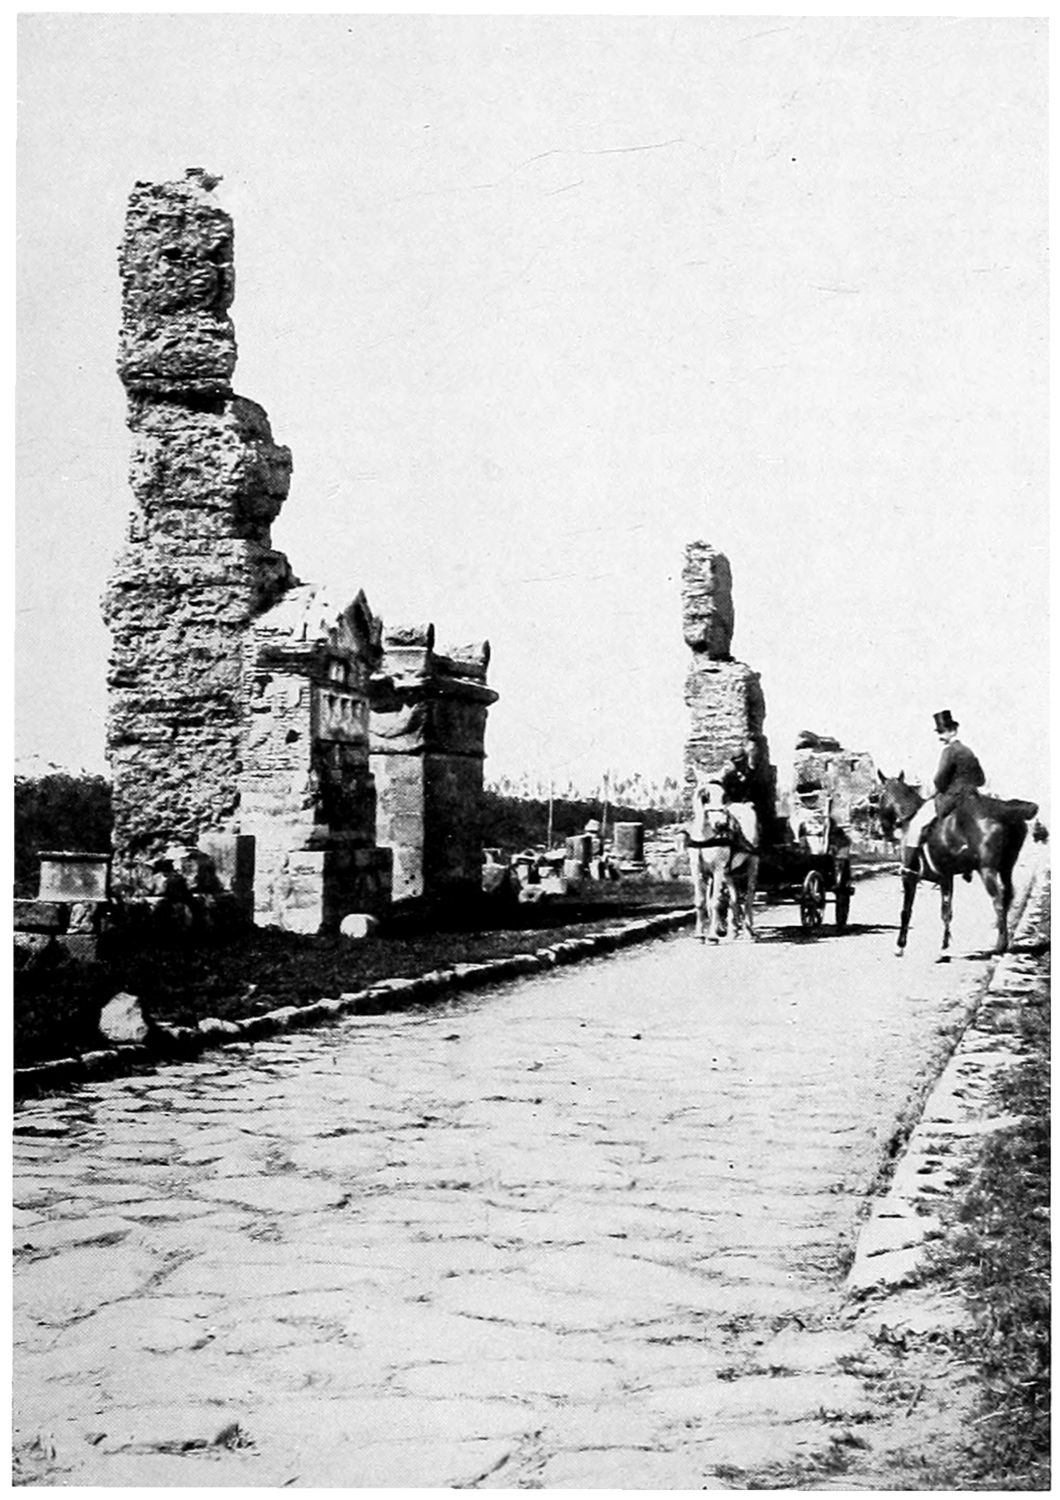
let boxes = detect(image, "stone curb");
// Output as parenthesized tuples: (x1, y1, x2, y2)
(14, 909, 696, 1098)
(845, 857, 1049, 1301)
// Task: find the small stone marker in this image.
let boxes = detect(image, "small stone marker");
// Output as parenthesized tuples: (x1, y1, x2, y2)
(99, 992, 149, 1046)
(340, 913, 379, 940)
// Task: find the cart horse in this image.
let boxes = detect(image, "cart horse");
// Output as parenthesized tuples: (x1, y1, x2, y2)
(685, 771, 759, 943)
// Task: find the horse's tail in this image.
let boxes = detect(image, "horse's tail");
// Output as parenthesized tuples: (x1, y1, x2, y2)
(977, 794, 1039, 824)
(1002, 798, 1039, 823)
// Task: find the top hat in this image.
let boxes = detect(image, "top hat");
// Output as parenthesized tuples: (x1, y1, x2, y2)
(933, 709, 959, 733)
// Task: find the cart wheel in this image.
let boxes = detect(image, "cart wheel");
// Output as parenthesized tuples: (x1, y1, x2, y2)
(801, 870, 826, 930)
(834, 883, 852, 929)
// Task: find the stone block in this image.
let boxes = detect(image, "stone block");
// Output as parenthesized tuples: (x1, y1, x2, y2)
(13, 900, 69, 933)
(55, 933, 100, 963)
(340, 913, 379, 940)
(117, 171, 236, 399)
(13, 933, 55, 965)
(198, 833, 255, 913)
(682, 541, 734, 658)
(99, 992, 150, 1045)
(67, 901, 109, 933)
(613, 822, 645, 862)
(38, 853, 111, 903)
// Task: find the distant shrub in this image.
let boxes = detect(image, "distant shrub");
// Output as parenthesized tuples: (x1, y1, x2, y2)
(13, 773, 113, 897)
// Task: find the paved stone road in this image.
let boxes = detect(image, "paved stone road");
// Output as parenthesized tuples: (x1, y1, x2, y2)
(12, 872, 1029, 1487)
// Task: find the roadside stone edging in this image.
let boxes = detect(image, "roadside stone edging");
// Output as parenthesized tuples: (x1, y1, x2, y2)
(14, 909, 696, 1098)
(845, 858, 1049, 1302)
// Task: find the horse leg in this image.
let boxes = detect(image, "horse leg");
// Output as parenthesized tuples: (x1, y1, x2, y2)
(691, 862, 707, 942)
(936, 876, 954, 962)
(727, 872, 742, 940)
(702, 872, 716, 944)
(716, 878, 729, 939)
(740, 857, 759, 941)
(895, 870, 918, 957)
(979, 867, 1011, 956)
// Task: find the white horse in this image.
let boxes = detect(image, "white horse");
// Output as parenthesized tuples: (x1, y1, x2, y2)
(685, 772, 760, 944)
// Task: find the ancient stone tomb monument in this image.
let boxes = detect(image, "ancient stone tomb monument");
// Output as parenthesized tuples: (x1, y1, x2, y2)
(104, 169, 496, 929)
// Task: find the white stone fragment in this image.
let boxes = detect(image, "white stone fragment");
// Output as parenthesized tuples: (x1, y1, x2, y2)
(340, 913, 379, 940)
(98, 992, 149, 1045)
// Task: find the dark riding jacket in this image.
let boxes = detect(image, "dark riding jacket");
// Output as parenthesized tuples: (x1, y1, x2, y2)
(721, 763, 752, 804)
(932, 739, 985, 816)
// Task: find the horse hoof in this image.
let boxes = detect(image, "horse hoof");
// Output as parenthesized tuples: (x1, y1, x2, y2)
(893, 945, 905, 958)
(935, 954, 950, 965)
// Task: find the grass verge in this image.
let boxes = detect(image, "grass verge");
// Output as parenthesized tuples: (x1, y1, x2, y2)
(934, 907, 1051, 1488)
(14, 882, 691, 1067)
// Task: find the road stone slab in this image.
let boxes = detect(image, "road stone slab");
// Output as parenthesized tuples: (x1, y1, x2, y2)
(13, 870, 1038, 1487)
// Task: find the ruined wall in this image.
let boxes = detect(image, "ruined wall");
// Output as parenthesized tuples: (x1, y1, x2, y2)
(243, 586, 391, 930)
(104, 170, 297, 887)
(370, 628, 498, 904)
(682, 541, 776, 819)
(792, 731, 878, 826)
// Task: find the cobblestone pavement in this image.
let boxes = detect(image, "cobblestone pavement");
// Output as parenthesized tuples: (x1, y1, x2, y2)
(12, 868, 1039, 1487)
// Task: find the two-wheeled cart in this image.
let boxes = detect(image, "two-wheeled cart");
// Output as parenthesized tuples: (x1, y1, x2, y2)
(756, 790, 855, 931)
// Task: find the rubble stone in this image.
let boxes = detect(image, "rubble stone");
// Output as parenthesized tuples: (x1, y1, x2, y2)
(99, 993, 150, 1046)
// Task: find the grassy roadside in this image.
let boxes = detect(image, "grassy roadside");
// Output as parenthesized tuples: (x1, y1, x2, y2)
(14, 882, 691, 1067)
(939, 942, 1051, 1489)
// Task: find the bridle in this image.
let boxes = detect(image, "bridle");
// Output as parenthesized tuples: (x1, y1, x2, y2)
(687, 786, 738, 848)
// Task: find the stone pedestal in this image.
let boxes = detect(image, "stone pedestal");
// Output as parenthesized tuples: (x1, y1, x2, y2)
(613, 822, 645, 864)
(38, 852, 112, 903)
(370, 627, 498, 904)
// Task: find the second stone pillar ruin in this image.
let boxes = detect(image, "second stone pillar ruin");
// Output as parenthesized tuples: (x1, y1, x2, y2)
(682, 540, 777, 830)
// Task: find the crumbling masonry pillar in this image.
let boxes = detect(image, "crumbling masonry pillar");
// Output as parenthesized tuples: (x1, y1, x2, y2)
(682, 541, 777, 823)
(103, 169, 390, 924)
(104, 170, 296, 891)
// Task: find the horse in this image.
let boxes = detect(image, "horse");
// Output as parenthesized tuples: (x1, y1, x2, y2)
(875, 771, 1038, 959)
(685, 773, 759, 944)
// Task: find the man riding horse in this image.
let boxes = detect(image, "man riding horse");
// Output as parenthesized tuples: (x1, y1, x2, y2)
(901, 709, 985, 876)
(877, 708, 1038, 958)
(719, 739, 775, 854)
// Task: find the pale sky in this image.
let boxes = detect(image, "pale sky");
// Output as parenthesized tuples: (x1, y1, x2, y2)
(16, 15, 1049, 807)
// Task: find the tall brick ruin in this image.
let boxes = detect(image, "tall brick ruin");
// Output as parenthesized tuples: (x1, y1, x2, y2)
(682, 541, 776, 822)
(103, 169, 391, 926)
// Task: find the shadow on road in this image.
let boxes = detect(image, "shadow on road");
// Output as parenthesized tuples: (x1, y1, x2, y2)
(745, 922, 894, 945)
